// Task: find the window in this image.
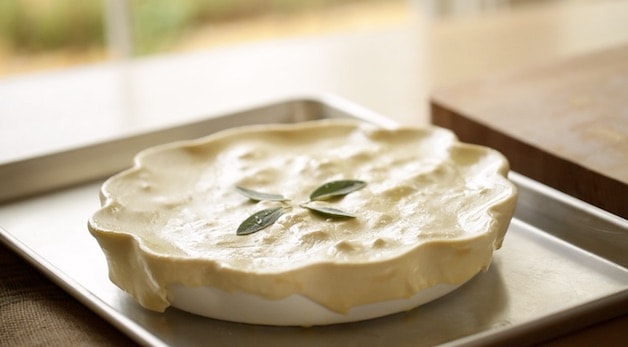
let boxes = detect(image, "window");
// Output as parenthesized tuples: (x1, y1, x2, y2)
(0, 0, 410, 78)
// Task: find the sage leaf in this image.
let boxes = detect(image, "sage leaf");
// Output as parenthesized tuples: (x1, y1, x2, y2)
(301, 203, 356, 218)
(236, 207, 285, 235)
(235, 185, 288, 202)
(309, 180, 366, 201)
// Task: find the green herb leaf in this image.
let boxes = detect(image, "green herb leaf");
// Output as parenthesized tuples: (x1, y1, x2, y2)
(235, 185, 288, 202)
(236, 207, 285, 235)
(309, 180, 366, 201)
(301, 203, 356, 218)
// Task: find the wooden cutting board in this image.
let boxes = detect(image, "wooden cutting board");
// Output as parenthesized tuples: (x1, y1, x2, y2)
(431, 44, 628, 219)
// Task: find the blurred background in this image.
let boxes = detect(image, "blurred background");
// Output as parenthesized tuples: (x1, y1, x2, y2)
(3, 0, 623, 162)
(0, 0, 591, 78)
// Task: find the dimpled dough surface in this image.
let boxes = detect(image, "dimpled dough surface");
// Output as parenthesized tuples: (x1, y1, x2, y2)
(88, 119, 517, 314)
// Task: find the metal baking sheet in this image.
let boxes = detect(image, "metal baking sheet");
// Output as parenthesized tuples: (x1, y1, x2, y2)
(1, 96, 627, 346)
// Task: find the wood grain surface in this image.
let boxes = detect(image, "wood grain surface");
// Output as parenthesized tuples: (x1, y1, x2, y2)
(431, 44, 628, 218)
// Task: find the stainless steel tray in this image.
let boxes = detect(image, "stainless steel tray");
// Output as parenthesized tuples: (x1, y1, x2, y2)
(1, 96, 627, 346)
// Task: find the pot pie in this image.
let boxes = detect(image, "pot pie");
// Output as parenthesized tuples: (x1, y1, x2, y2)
(88, 119, 517, 326)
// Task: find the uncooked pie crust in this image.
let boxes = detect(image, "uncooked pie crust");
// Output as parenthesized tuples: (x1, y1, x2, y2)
(88, 119, 517, 325)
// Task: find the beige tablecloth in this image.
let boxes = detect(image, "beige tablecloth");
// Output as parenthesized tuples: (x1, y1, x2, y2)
(0, 243, 136, 346)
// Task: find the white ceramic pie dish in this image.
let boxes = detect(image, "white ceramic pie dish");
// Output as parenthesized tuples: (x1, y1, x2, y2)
(88, 119, 517, 326)
(167, 282, 461, 326)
